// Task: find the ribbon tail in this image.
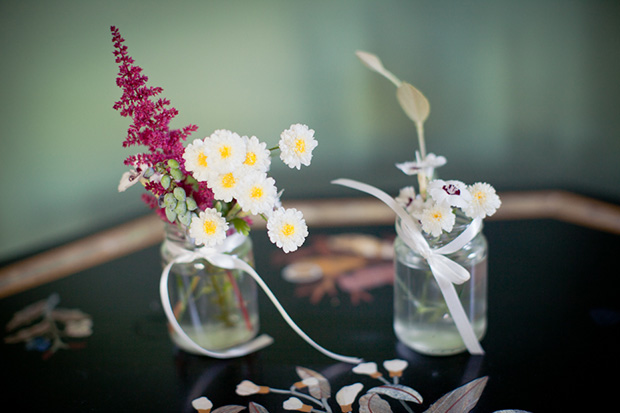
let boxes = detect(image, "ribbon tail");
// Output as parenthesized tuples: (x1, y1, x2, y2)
(431, 270, 485, 355)
(160, 260, 274, 359)
(232, 257, 363, 365)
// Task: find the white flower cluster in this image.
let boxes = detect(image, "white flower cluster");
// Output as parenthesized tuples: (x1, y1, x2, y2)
(183, 124, 317, 252)
(396, 179, 501, 237)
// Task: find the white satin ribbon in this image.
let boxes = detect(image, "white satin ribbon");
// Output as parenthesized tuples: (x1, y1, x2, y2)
(332, 178, 485, 355)
(160, 232, 362, 364)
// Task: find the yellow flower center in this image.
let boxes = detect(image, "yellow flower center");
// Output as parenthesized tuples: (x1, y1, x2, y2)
(198, 152, 208, 167)
(222, 172, 236, 188)
(244, 151, 257, 166)
(219, 145, 232, 159)
(203, 220, 217, 235)
(250, 186, 263, 200)
(294, 138, 306, 154)
(281, 223, 295, 237)
(474, 191, 486, 203)
(432, 211, 443, 221)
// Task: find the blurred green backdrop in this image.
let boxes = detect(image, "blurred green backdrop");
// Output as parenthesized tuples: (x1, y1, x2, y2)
(1, 0, 619, 261)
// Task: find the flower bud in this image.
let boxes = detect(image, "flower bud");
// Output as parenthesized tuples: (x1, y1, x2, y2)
(173, 187, 186, 201)
(163, 193, 177, 209)
(165, 207, 177, 223)
(167, 159, 180, 169)
(186, 197, 198, 211)
(170, 167, 184, 181)
(161, 174, 172, 189)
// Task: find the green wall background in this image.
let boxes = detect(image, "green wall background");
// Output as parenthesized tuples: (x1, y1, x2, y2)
(1, 0, 619, 261)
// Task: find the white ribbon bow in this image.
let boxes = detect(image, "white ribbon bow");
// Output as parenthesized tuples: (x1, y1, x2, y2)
(332, 178, 485, 355)
(160, 232, 362, 364)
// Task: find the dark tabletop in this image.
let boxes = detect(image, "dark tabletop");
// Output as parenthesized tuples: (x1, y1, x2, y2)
(1, 218, 619, 412)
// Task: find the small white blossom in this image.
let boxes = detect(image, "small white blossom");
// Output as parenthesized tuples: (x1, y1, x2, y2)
(189, 209, 229, 247)
(464, 182, 501, 219)
(236, 173, 278, 215)
(235, 380, 270, 396)
(240, 135, 271, 174)
(428, 179, 472, 209)
(336, 383, 364, 412)
(395, 186, 416, 210)
(64, 318, 93, 337)
(267, 208, 308, 253)
(352, 362, 381, 378)
(279, 123, 318, 169)
(294, 377, 319, 389)
(396, 152, 446, 177)
(383, 359, 408, 377)
(118, 163, 149, 192)
(191, 396, 213, 413)
(420, 203, 456, 237)
(204, 129, 246, 173)
(183, 139, 212, 182)
(209, 170, 242, 203)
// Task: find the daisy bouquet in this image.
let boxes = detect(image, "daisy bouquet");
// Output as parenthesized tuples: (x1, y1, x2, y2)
(334, 52, 501, 355)
(110, 27, 360, 364)
(112, 26, 315, 253)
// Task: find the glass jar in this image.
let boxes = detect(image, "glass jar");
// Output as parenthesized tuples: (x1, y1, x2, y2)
(161, 224, 259, 354)
(393, 213, 488, 356)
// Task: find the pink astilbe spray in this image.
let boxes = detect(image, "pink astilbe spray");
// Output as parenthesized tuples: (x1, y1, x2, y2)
(111, 26, 213, 218)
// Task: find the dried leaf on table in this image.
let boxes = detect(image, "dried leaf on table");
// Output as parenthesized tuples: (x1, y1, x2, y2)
(359, 393, 393, 413)
(368, 384, 423, 404)
(5, 294, 59, 331)
(296, 366, 331, 399)
(4, 320, 52, 344)
(248, 402, 270, 413)
(212, 405, 246, 413)
(424, 376, 488, 413)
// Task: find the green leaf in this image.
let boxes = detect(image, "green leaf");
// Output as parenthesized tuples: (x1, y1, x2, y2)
(230, 218, 250, 236)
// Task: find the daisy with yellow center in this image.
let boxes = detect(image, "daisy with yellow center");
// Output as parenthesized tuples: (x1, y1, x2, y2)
(279, 123, 318, 170)
(189, 208, 229, 247)
(210, 170, 241, 202)
(236, 173, 277, 215)
(182, 139, 212, 181)
(240, 135, 271, 174)
(204, 129, 245, 173)
(267, 208, 308, 253)
(464, 182, 502, 219)
(420, 203, 455, 237)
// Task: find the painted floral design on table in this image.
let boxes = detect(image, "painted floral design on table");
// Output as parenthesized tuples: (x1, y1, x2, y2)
(4, 293, 93, 359)
(275, 233, 395, 305)
(191, 361, 531, 413)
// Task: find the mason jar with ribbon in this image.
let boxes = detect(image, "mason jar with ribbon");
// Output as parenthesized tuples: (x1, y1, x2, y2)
(333, 179, 487, 356)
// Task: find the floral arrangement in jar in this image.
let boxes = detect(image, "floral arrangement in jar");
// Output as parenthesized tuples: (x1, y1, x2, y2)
(110, 26, 359, 364)
(112, 26, 315, 253)
(334, 51, 501, 356)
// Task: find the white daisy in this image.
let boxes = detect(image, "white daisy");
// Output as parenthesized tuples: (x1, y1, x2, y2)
(183, 139, 211, 181)
(464, 182, 501, 219)
(240, 135, 271, 174)
(204, 129, 245, 173)
(420, 203, 455, 237)
(209, 169, 242, 203)
(279, 123, 318, 170)
(427, 179, 472, 209)
(236, 173, 278, 215)
(189, 209, 229, 247)
(267, 208, 308, 253)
